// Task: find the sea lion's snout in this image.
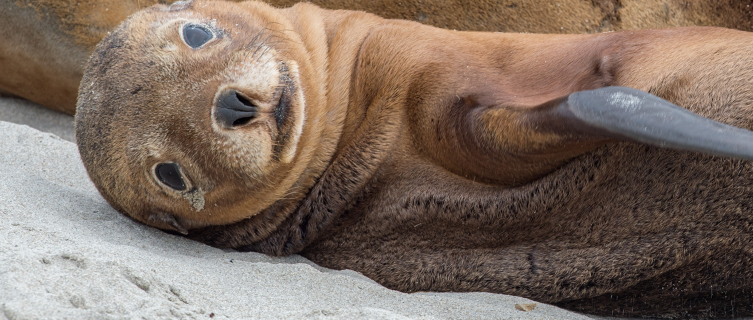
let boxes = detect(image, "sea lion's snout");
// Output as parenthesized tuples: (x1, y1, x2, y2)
(215, 89, 258, 128)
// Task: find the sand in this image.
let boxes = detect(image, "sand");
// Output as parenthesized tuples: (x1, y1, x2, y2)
(0, 96, 597, 319)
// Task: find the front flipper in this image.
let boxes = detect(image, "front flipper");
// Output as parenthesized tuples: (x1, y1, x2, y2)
(548, 86, 753, 161)
(460, 86, 753, 186)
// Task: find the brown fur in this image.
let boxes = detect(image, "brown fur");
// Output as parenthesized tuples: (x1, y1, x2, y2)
(75, 1, 753, 318)
(2, 0, 753, 114)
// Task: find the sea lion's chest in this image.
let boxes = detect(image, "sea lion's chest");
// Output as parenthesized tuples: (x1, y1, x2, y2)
(304, 140, 753, 259)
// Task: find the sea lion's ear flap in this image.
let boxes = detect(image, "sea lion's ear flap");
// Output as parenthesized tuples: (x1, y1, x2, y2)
(168, 0, 194, 11)
(147, 212, 189, 235)
(522, 86, 753, 161)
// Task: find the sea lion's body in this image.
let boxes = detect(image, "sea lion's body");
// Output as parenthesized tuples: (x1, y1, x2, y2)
(3, 0, 753, 114)
(75, 1, 753, 318)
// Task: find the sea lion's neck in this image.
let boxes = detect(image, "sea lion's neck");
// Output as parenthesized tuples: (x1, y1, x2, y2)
(260, 6, 393, 254)
(284, 4, 388, 153)
(250, 4, 378, 198)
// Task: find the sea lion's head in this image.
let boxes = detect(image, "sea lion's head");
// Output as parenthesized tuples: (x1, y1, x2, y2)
(75, 0, 329, 234)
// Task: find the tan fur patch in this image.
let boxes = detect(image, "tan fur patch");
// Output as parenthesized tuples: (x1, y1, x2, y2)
(15, 0, 162, 47)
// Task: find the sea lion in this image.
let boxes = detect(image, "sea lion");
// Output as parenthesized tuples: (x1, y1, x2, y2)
(76, 0, 753, 318)
(3, 0, 753, 114)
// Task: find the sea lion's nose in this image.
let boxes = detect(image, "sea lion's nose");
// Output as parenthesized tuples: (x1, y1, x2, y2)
(214, 89, 258, 128)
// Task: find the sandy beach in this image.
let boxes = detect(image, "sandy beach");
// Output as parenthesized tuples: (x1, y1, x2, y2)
(0, 96, 599, 319)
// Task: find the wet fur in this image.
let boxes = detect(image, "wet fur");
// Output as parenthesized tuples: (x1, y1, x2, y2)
(75, 1, 753, 319)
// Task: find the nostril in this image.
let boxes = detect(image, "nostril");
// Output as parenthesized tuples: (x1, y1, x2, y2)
(215, 90, 257, 128)
(219, 90, 255, 111)
(234, 93, 253, 108)
(232, 116, 253, 127)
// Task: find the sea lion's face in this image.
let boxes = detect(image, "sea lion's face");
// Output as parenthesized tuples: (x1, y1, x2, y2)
(76, 0, 323, 233)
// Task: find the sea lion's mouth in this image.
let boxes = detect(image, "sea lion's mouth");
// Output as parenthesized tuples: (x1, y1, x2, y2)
(272, 62, 297, 160)
(274, 62, 293, 132)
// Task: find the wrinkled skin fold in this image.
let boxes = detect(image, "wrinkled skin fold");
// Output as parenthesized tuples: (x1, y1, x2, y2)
(75, 1, 753, 318)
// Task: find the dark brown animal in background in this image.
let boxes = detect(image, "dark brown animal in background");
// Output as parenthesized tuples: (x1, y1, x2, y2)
(2, 0, 753, 114)
(75, 0, 753, 318)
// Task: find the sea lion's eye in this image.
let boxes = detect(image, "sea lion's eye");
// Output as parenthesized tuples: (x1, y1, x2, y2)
(155, 163, 187, 191)
(182, 24, 213, 48)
